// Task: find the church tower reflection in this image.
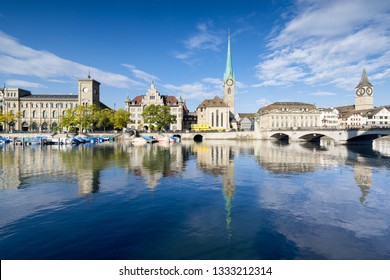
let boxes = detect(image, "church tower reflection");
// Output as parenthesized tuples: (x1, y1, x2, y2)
(354, 162, 372, 204)
(193, 142, 235, 239)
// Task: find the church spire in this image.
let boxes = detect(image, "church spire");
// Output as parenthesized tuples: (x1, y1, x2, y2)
(224, 29, 234, 82)
(356, 68, 373, 88)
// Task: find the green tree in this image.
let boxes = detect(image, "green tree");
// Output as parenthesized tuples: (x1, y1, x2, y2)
(59, 108, 77, 132)
(0, 111, 21, 131)
(112, 109, 130, 130)
(76, 105, 98, 132)
(141, 104, 176, 131)
(95, 108, 114, 131)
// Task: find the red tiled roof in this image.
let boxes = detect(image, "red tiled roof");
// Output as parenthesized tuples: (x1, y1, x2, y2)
(131, 95, 144, 105)
(198, 96, 227, 108)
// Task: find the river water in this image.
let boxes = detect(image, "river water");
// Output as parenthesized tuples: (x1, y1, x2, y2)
(0, 140, 390, 260)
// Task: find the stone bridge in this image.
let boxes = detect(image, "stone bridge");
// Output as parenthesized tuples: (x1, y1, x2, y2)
(165, 129, 390, 144)
(256, 128, 390, 144)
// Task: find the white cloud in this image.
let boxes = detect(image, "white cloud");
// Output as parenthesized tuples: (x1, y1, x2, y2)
(201, 77, 222, 86)
(257, 0, 390, 90)
(5, 79, 45, 88)
(0, 31, 140, 89)
(122, 64, 159, 83)
(308, 91, 336, 96)
(184, 22, 223, 51)
(174, 22, 224, 64)
(162, 79, 223, 101)
(256, 98, 271, 107)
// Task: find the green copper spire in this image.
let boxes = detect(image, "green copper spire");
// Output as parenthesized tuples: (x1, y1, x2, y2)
(224, 29, 234, 82)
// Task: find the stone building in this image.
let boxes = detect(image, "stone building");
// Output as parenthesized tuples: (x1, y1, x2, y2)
(336, 69, 390, 129)
(319, 108, 339, 127)
(196, 96, 230, 131)
(125, 81, 188, 131)
(195, 32, 235, 130)
(255, 102, 321, 130)
(0, 77, 105, 132)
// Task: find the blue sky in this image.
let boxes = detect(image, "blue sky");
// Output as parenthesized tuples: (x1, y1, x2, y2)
(1, 0, 390, 113)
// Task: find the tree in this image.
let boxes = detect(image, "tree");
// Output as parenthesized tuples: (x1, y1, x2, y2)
(0, 111, 21, 131)
(95, 108, 114, 131)
(112, 109, 130, 130)
(59, 108, 77, 132)
(141, 104, 176, 131)
(74, 105, 96, 132)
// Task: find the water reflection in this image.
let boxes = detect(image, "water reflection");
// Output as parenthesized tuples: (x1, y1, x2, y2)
(1, 139, 390, 259)
(1, 140, 389, 199)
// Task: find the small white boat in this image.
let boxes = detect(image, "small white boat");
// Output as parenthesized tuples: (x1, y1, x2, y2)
(131, 137, 147, 146)
(157, 135, 174, 145)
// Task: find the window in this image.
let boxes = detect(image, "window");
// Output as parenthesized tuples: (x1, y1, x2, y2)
(42, 110, 47, 118)
(53, 110, 57, 118)
(32, 110, 37, 118)
(212, 112, 214, 127)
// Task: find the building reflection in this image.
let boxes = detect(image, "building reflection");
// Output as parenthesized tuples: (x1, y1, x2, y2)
(192, 141, 236, 239)
(373, 137, 390, 156)
(253, 140, 343, 174)
(124, 143, 187, 190)
(353, 162, 372, 204)
(0, 139, 385, 206)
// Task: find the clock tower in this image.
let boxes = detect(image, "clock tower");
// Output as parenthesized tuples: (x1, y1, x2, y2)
(223, 30, 235, 116)
(78, 76, 101, 106)
(355, 68, 373, 111)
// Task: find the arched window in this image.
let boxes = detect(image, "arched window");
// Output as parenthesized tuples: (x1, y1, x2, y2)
(53, 110, 57, 118)
(23, 110, 26, 118)
(211, 112, 214, 127)
(32, 110, 37, 118)
(42, 110, 47, 118)
(216, 110, 219, 127)
(221, 112, 223, 127)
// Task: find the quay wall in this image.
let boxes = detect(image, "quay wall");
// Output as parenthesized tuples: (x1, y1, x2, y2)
(140, 131, 257, 141)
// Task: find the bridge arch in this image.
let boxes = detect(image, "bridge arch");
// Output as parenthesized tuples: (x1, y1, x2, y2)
(194, 134, 203, 142)
(298, 133, 334, 142)
(270, 132, 289, 141)
(347, 133, 390, 142)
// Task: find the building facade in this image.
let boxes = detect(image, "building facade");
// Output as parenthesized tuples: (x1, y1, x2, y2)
(125, 81, 188, 131)
(196, 96, 230, 131)
(319, 108, 339, 127)
(0, 78, 102, 132)
(255, 102, 321, 130)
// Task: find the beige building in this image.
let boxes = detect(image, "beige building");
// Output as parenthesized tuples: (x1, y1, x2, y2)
(255, 102, 321, 130)
(196, 96, 230, 131)
(125, 81, 188, 131)
(0, 77, 105, 132)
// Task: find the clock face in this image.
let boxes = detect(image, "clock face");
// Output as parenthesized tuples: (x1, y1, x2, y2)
(83, 87, 88, 93)
(226, 79, 233, 86)
(356, 88, 365, 96)
(366, 87, 373, 96)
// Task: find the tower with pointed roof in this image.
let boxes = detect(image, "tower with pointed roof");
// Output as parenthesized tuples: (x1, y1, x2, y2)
(355, 68, 374, 110)
(223, 30, 235, 116)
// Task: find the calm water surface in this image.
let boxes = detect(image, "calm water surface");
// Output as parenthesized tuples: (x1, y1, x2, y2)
(1, 140, 390, 260)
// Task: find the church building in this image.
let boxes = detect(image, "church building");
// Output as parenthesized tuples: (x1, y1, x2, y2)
(196, 31, 236, 131)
